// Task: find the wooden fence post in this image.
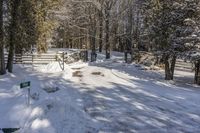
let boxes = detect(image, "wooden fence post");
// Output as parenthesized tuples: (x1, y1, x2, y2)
(63, 52, 64, 71)
(20, 53, 23, 64)
(31, 54, 33, 64)
(56, 53, 57, 61)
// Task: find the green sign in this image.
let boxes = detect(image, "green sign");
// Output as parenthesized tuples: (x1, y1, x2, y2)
(20, 81, 31, 89)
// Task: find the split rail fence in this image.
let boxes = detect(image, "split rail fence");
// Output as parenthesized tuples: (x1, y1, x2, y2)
(3, 50, 86, 66)
(4, 53, 58, 65)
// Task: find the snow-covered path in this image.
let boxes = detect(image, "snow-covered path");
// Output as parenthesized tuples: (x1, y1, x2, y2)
(0, 64, 99, 133)
(72, 62, 200, 133)
(0, 60, 200, 133)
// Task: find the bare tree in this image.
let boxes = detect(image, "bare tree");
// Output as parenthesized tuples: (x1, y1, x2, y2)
(104, 0, 116, 59)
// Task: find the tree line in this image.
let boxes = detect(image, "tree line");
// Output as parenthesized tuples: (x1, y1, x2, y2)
(0, 0, 61, 74)
(51, 0, 200, 84)
(0, 0, 200, 85)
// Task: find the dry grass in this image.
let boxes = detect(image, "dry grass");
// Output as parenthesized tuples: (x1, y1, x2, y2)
(91, 72, 104, 76)
(157, 64, 165, 69)
(43, 87, 60, 93)
(73, 71, 83, 77)
(150, 66, 161, 71)
(71, 67, 84, 70)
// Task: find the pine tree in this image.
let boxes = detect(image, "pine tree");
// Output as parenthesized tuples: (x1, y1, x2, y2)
(147, 0, 200, 82)
(14, 0, 37, 54)
(7, 0, 21, 73)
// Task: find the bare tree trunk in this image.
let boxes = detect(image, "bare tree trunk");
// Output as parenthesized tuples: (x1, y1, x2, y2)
(135, 9, 140, 50)
(90, 23, 97, 62)
(69, 39, 72, 48)
(164, 54, 176, 80)
(124, 38, 130, 63)
(105, 16, 110, 59)
(112, 34, 118, 51)
(7, 0, 21, 73)
(104, 1, 114, 59)
(124, 51, 128, 63)
(165, 57, 171, 80)
(129, 3, 134, 62)
(194, 60, 200, 85)
(118, 37, 123, 52)
(0, 0, 6, 75)
(98, 11, 103, 53)
(171, 55, 176, 78)
(91, 31, 97, 62)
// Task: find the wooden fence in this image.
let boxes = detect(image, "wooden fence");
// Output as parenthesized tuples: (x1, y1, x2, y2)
(4, 50, 84, 65)
(4, 53, 59, 65)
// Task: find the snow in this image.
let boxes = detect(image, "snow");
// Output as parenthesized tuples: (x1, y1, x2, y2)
(0, 50, 200, 133)
(37, 61, 71, 74)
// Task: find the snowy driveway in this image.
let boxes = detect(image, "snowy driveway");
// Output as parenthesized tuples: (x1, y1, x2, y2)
(73, 62, 200, 133)
(0, 62, 200, 133)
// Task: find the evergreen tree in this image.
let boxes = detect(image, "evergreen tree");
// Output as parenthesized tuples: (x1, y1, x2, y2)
(7, 0, 21, 73)
(149, 0, 200, 80)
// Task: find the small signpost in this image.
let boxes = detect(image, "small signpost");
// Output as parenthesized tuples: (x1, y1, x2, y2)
(20, 81, 31, 106)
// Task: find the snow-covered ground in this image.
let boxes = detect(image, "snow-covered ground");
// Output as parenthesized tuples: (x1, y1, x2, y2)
(0, 51, 200, 133)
